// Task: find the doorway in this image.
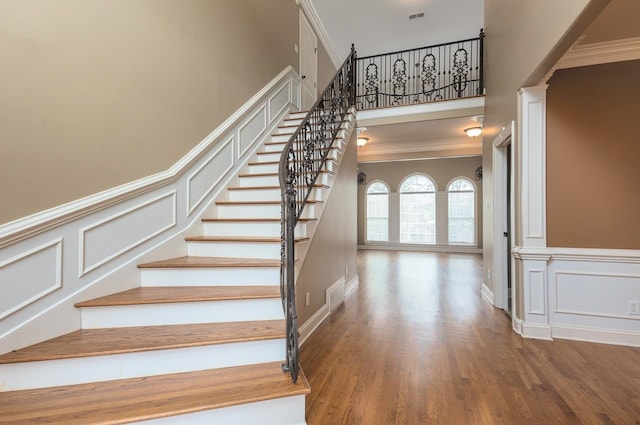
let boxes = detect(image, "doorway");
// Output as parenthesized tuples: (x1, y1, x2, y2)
(492, 122, 515, 318)
(299, 11, 317, 110)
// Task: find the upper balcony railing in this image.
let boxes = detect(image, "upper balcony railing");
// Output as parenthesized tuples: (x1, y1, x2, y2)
(355, 29, 484, 110)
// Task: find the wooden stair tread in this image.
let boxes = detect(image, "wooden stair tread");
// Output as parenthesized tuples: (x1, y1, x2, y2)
(75, 286, 280, 307)
(201, 217, 317, 223)
(138, 256, 281, 268)
(186, 236, 310, 243)
(0, 321, 284, 364)
(0, 363, 309, 424)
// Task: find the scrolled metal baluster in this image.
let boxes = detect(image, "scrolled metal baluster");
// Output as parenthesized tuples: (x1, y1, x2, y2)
(452, 48, 469, 97)
(392, 58, 407, 105)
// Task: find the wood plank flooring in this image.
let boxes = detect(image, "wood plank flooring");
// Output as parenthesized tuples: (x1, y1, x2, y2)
(301, 250, 640, 425)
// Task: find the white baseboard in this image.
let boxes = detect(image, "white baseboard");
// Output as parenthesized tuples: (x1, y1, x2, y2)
(357, 244, 482, 254)
(513, 317, 524, 336)
(521, 322, 553, 340)
(551, 324, 640, 347)
(298, 303, 329, 347)
(481, 283, 494, 305)
(345, 275, 359, 298)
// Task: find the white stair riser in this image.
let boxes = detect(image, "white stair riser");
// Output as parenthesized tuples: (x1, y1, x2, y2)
(202, 221, 308, 237)
(258, 150, 339, 163)
(238, 175, 279, 187)
(132, 395, 307, 425)
(140, 267, 280, 286)
(228, 187, 324, 202)
(217, 203, 317, 219)
(187, 240, 306, 259)
(270, 134, 291, 143)
(249, 162, 278, 174)
(80, 298, 284, 328)
(0, 339, 285, 391)
(284, 118, 304, 126)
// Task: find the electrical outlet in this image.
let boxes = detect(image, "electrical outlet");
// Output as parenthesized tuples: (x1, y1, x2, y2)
(629, 300, 639, 315)
(305, 292, 310, 307)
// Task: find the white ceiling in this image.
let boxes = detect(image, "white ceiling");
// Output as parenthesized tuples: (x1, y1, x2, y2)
(310, 0, 484, 60)
(308, 0, 485, 163)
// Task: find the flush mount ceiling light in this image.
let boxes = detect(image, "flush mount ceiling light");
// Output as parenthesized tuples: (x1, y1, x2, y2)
(464, 127, 483, 138)
(357, 137, 369, 147)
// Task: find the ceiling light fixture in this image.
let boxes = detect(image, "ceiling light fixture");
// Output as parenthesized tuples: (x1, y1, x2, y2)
(357, 137, 369, 147)
(464, 127, 483, 138)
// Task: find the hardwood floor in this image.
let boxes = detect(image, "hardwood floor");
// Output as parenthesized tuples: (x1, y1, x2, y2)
(301, 250, 640, 425)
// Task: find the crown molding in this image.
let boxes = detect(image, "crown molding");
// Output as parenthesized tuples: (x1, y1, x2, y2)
(299, 0, 342, 68)
(557, 37, 640, 70)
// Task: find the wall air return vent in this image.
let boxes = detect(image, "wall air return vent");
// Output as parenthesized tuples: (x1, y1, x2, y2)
(409, 12, 425, 20)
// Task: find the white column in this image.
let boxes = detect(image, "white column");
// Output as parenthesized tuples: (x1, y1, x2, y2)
(515, 85, 551, 340)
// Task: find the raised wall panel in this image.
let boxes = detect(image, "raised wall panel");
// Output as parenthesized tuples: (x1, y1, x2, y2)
(0, 239, 62, 319)
(187, 137, 234, 215)
(238, 106, 267, 159)
(528, 269, 546, 315)
(79, 192, 177, 276)
(555, 271, 640, 319)
(269, 81, 291, 122)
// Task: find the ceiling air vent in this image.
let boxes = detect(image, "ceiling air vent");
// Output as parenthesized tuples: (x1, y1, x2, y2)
(409, 12, 425, 20)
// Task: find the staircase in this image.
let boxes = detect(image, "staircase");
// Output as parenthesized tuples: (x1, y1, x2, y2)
(0, 110, 354, 425)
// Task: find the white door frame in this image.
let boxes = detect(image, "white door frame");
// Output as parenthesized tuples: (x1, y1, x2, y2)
(299, 10, 317, 110)
(492, 121, 516, 320)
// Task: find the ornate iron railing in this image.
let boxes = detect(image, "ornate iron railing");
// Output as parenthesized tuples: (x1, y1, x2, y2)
(279, 46, 356, 383)
(355, 29, 484, 109)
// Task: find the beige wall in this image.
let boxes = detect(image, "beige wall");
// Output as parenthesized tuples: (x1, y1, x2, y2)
(317, 42, 337, 93)
(297, 133, 358, 325)
(0, 0, 298, 225)
(482, 0, 608, 296)
(356, 156, 483, 247)
(547, 61, 640, 249)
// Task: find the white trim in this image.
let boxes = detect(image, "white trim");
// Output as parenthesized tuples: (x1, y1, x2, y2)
(357, 97, 485, 127)
(481, 284, 495, 305)
(492, 121, 514, 312)
(512, 246, 640, 263)
(0, 66, 298, 250)
(298, 303, 329, 347)
(345, 275, 359, 298)
(551, 324, 640, 347)
(558, 37, 640, 70)
(521, 322, 553, 340)
(299, 0, 341, 68)
(513, 317, 524, 335)
(358, 243, 482, 254)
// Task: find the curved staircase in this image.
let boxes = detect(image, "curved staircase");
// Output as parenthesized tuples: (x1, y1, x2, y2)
(0, 110, 355, 424)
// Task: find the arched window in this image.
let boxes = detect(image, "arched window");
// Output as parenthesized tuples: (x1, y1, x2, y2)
(399, 174, 436, 244)
(447, 178, 475, 245)
(366, 181, 389, 241)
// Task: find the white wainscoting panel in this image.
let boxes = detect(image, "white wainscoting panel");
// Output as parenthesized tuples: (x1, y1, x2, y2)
(79, 192, 177, 277)
(528, 269, 546, 315)
(0, 67, 302, 354)
(269, 82, 291, 123)
(187, 137, 234, 215)
(0, 239, 63, 320)
(238, 106, 267, 159)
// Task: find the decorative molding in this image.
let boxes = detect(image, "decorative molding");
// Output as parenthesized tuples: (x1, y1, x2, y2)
(557, 37, 640, 70)
(299, 0, 341, 68)
(513, 246, 640, 263)
(79, 191, 177, 277)
(527, 269, 546, 315)
(518, 86, 547, 248)
(520, 322, 553, 340)
(481, 283, 495, 305)
(0, 238, 63, 320)
(0, 66, 299, 250)
(238, 105, 268, 159)
(187, 137, 234, 216)
(269, 81, 292, 123)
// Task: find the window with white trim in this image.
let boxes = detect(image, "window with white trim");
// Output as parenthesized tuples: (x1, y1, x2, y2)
(366, 181, 389, 241)
(447, 178, 475, 245)
(399, 174, 436, 244)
